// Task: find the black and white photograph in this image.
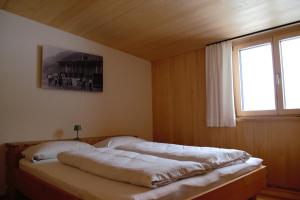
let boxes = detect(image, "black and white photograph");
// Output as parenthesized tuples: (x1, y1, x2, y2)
(41, 45, 103, 92)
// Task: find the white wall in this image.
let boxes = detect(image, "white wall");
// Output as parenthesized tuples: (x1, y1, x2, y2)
(0, 10, 152, 195)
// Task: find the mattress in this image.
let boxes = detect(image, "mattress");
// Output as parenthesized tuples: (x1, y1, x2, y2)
(20, 157, 262, 200)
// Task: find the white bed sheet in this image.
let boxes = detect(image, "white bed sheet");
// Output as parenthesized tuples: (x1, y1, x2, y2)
(20, 157, 262, 200)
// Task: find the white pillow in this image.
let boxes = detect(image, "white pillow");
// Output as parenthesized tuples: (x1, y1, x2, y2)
(93, 136, 146, 148)
(22, 141, 94, 162)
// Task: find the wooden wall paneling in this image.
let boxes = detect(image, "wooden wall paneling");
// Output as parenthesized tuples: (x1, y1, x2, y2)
(152, 58, 174, 143)
(171, 53, 193, 145)
(196, 48, 209, 147)
(152, 50, 208, 145)
(152, 47, 300, 191)
(0, 0, 7, 8)
(261, 186, 300, 199)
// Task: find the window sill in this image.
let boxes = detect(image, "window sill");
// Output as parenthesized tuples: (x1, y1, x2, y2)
(236, 115, 300, 122)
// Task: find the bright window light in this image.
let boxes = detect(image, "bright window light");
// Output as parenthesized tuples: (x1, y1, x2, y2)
(239, 43, 276, 111)
(280, 36, 300, 109)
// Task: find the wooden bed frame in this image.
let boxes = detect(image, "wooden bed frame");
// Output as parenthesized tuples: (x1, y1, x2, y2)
(5, 137, 267, 200)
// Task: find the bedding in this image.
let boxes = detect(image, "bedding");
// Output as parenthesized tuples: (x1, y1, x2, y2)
(116, 142, 250, 169)
(57, 147, 208, 188)
(93, 136, 146, 148)
(22, 141, 94, 162)
(20, 157, 263, 200)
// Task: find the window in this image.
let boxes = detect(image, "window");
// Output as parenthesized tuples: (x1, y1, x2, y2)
(239, 43, 276, 111)
(234, 31, 300, 116)
(279, 36, 300, 109)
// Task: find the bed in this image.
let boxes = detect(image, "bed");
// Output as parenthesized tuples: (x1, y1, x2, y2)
(6, 136, 267, 200)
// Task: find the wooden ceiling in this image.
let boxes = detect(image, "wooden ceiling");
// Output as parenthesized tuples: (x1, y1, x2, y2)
(1, 0, 300, 61)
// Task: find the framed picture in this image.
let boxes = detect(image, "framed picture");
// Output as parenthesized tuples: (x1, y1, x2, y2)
(41, 45, 103, 92)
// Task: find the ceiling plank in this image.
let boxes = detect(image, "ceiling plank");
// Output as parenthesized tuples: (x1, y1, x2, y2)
(3, 0, 300, 60)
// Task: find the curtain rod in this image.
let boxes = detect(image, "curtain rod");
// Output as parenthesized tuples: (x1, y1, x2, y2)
(206, 20, 300, 46)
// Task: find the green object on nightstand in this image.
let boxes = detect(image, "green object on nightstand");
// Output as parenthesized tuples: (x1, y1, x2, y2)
(74, 124, 82, 140)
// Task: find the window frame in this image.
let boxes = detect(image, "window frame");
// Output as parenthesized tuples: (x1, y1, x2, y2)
(273, 31, 300, 115)
(233, 38, 278, 117)
(233, 30, 300, 117)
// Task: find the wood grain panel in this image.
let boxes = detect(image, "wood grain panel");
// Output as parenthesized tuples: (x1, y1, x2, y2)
(152, 58, 173, 143)
(3, 0, 300, 60)
(152, 50, 208, 146)
(0, 0, 7, 8)
(260, 187, 300, 199)
(152, 48, 300, 191)
(2, 0, 144, 35)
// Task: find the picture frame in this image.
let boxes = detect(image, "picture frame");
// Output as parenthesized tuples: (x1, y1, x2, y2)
(41, 45, 103, 92)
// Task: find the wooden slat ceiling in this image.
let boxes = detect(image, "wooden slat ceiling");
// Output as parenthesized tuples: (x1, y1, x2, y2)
(2, 0, 300, 61)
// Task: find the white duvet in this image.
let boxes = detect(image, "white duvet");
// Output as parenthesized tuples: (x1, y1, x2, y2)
(57, 147, 208, 188)
(116, 142, 251, 169)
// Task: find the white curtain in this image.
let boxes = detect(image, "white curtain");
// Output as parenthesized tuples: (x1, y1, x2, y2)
(205, 41, 236, 127)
